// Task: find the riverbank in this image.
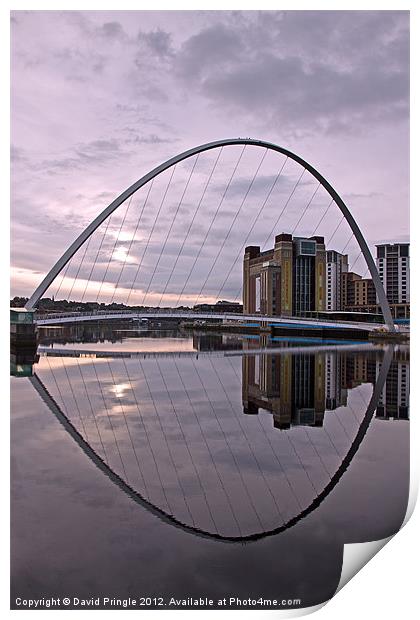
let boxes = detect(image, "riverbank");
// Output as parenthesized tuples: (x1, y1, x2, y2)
(181, 321, 409, 343)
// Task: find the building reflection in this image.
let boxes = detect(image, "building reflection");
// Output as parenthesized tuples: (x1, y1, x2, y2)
(37, 324, 188, 347)
(192, 332, 243, 352)
(325, 352, 348, 410)
(242, 346, 409, 429)
(375, 348, 410, 420)
(10, 345, 39, 378)
(242, 350, 326, 429)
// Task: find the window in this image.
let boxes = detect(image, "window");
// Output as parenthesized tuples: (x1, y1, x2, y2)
(299, 240, 316, 256)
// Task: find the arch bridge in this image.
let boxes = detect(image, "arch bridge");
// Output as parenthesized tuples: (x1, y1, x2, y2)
(25, 138, 395, 332)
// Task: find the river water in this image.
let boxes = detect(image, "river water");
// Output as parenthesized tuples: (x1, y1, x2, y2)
(10, 327, 410, 610)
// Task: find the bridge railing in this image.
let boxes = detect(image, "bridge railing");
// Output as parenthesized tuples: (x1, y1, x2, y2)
(33, 308, 387, 330)
(37, 309, 135, 320)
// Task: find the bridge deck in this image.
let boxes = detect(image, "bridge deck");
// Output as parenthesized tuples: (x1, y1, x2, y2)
(34, 310, 382, 332)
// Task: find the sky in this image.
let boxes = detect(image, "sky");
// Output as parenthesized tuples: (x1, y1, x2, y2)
(10, 10, 410, 304)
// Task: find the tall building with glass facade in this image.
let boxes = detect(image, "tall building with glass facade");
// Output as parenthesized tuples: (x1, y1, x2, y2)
(243, 233, 326, 317)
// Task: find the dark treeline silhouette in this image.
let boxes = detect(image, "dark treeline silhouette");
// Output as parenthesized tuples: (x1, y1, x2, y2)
(10, 297, 242, 314)
(9, 297, 178, 313)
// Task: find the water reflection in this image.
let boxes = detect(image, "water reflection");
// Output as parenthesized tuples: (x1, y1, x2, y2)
(16, 332, 409, 541)
(243, 346, 410, 426)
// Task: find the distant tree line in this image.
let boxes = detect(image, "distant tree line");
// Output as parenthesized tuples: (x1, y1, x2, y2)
(10, 297, 192, 312)
(10, 297, 243, 314)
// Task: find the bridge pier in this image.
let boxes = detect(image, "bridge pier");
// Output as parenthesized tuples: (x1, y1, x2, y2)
(259, 320, 272, 334)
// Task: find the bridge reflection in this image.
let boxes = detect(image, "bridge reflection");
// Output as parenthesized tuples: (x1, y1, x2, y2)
(11, 337, 409, 541)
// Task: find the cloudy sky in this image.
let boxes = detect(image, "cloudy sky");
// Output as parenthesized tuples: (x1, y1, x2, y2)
(11, 10, 409, 304)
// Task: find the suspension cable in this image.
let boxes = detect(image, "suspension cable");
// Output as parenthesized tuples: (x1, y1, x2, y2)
(174, 144, 247, 308)
(224, 355, 305, 511)
(190, 358, 265, 531)
(80, 213, 114, 303)
(215, 353, 328, 492)
(340, 232, 355, 255)
(291, 182, 321, 236)
(232, 166, 306, 301)
(95, 196, 133, 303)
(90, 359, 128, 480)
(349, 251, 365, 274)
(126, 165, 177, 307)
(74, 358, 109, 464)
(259, 167, 306, 251)
(53, 256, 72, 300)
(326, 214, 345, 247)
(120, 357, 174, 514)
(172, 358, 244, 534)
(154, 357, 219, 532)
(66, 233, 94, 302)
(226, 354, 338, 487)
(193, 148, 268, 306)
(142, 154, 200, 307)
(213, 157, 288, 302)
(105, 359, 149, 493)
(157, 148, 224, 307)
(58, 357, 91, 444)
(208, 354, 291, 520)
(136, 358, 196, 525)
(311, 198, 334, 237)
(109, 180, 154, 305)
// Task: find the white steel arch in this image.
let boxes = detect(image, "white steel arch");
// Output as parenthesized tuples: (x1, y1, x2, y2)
(25, 138, 395, 331)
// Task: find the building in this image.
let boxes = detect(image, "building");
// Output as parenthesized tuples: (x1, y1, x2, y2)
(341, 272, 360, 309)
(341, 272, 376, 313)
(243, 233, 326, 317)
(339, 243, 410, 319)
(376, 242, 410, 318)
(10, 307, 36, 346)
(326, 250, 348, 311)
(353, 278, 377, 308)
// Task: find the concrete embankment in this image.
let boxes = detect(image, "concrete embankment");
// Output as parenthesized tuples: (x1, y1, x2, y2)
(182, 321, 409, 343)
(368, 330, 409, 343)
(181, 321, 371, 341)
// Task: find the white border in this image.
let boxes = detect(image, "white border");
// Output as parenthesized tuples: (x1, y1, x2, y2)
(3, 2, 418, 619)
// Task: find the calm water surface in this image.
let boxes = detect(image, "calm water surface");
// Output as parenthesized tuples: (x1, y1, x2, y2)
(11, 328, 410, 610)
